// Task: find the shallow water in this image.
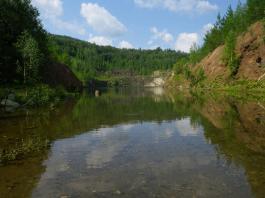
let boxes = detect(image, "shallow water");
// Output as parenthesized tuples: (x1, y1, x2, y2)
(1, 88, 265, 198)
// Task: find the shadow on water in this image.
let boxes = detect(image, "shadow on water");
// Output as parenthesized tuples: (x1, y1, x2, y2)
(0, 87, 265, 197)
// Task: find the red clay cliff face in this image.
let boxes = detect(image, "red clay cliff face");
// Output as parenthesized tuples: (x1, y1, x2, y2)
(195, 21, 265, 81)
(42, 62, 83, 91)
(194, 45, 230, 80)
(236, 22, 265, 80)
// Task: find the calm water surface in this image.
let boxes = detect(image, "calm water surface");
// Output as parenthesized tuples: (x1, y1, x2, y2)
(0, 88, 265, 198)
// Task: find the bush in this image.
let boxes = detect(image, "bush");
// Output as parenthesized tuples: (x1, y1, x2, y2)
(26, 85, 56, 106)
(15, 85, 63, 106)
(190, 68, 206, 86)
(55, 86, 68, 99)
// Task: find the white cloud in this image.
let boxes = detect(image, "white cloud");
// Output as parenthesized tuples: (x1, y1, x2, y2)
(196, 1, 218, 13)
(134, 0, 218, 13)
(51, 18, 86, 35)
(32, 0, 86, 35)
(202, 23, 214, 35)
(32, 0, 63, 18)
(88, 36, 113, 46)
(118, 41, 134, 49)
(175, 33, 199, 52)
(150, 27, 174, 43)
(81, 3, 126, 37)
(134, 0, 160, 8)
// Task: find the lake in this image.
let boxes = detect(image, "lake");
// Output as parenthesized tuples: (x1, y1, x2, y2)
(0, 88, 265, 198)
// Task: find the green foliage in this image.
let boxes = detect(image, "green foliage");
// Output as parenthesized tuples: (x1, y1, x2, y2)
(223, 31, 240, 76)
(54, 86, 68, 99)
(247, 0, 265, 23)
(48, 35, 187, 82)
(16, 31, 44, 84)
(184, 67, 193, 80)
(14, 85, 68, 106)
(189, 43, 202, 65)
(173, 57, 189, 75)
(24, 85, 57, 106)
(190, 68, 206, 86)
(0, 136, 50, 164)
(0, 0, 48, 83)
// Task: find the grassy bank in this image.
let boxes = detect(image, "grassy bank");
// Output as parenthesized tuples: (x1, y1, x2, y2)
(167, 74, 265, 101)
(0, 84, 79, 108)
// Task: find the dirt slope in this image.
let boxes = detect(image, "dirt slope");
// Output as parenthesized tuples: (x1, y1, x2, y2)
(236, 22, 265, 80)
(194, 21, 265, 81)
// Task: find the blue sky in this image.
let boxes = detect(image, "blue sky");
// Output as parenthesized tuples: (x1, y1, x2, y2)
(32, 0, 245, 52)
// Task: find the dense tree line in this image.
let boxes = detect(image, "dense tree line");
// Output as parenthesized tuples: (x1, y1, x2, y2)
(174, 0, 265, 78)
(0, 0, 48, 84)
(49, 35, 187, 82)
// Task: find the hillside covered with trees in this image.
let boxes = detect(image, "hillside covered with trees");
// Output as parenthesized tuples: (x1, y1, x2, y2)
(173, 0, 265, 86)
(48, 35, 186, 82)
(1, 0, 264, 89)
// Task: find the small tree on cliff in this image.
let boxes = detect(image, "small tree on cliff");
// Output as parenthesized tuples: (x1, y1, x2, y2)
(223, 31, 239, 76)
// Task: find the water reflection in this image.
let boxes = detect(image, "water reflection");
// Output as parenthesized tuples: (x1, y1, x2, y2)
(0, 88, 265, 197)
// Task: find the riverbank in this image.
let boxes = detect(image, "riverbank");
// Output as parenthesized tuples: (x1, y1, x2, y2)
(165, 73, 265, 103)
(0, 84, 80, 113)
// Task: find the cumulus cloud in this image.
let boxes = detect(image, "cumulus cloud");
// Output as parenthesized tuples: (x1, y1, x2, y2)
(118, 41, 134, 49)
(88, 36, 113, 46)
(175, 33, 199, 52)
(32, 0, 86, 35)
(32, 0, 63, 18)
(51, 18, 86, 35)
(134, 0, 218, 13)
(150, 27, 174, 43)
(81, 3, 126, 37)
(196, 1, 218, 13)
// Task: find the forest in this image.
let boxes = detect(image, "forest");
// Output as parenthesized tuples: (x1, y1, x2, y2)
(48, 35, 186, 82)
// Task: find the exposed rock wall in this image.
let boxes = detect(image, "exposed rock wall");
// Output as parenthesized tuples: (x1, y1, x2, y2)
(194, 21, 265, 81)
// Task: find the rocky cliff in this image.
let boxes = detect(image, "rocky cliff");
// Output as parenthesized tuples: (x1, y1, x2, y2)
(194, 21, 265, 81)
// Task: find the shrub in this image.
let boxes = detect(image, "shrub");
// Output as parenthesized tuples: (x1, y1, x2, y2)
(190, 68, 206, 86)
(28, 85, 56, 105)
